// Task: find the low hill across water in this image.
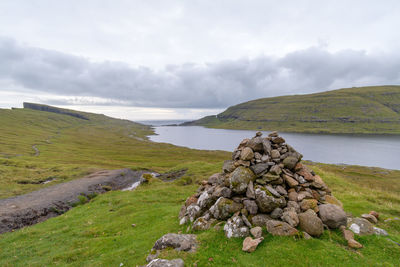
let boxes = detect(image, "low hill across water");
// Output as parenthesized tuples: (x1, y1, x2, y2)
(184, 85, 400, 134)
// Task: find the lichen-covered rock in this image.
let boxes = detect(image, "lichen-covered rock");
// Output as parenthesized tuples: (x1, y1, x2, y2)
(186, 204, 201, 222)
(192, 217, 214, 231)
(255, 188, 286, 213)
(209, 197, 243, 220)
(224, 215, 250, 238)
(266, 220, 298, 236)
(348, 218, 374, 235)
(197, 191, 215, 209)
(318, 204, 347, 229)
(229, 166, 256, 194)
(298, 209, 324, 237)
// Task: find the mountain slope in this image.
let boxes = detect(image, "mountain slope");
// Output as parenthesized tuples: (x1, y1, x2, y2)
(184, 85, 400, 134)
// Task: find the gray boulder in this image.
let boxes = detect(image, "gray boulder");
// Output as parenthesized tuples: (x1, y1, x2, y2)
(229, 166, 256, 194)
(298, 209, 324, 237)
(318, 204, 347, 229)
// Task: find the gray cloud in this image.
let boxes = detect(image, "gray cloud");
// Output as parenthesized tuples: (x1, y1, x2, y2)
(1, 37, 400, 109)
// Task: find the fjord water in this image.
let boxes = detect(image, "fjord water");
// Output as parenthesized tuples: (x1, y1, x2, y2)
(149, 126, 400, 170)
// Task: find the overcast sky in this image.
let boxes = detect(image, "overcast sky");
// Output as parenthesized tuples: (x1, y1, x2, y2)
(1, 0, 400, 120)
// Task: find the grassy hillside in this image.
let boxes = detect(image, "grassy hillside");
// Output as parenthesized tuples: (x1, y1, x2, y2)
(184, 85, 400, 134)
(0, 105, 399, 266)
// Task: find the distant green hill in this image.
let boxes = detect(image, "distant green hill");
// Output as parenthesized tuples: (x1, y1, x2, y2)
(184, 85, 400, 134)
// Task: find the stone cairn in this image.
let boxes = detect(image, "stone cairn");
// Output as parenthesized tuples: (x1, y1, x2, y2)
(179, 131, 352, 250)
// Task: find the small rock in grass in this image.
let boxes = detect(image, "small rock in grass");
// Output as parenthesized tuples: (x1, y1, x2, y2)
(348, 239, 363, 249)
(373, 227, 388, 236)
(303, 232, 312, 240)
(369, 210, 379, 219)
(242, 236, 264, 252)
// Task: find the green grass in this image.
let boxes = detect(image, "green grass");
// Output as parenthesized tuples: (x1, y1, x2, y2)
(0, 105, 399, 266)
(185, 85, 400, 134)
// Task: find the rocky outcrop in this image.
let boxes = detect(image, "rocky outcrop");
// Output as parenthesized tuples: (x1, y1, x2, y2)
(23, 102, 89, 120)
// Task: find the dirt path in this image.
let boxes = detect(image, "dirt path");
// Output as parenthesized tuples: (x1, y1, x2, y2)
(0, 168, 146, 234)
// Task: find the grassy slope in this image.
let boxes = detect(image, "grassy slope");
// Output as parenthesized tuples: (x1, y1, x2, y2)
(0, 106, 399, 266)
(186, 85, 400, 134)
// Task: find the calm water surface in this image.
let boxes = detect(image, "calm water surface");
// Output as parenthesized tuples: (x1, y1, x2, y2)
(149, 126, 400, 170)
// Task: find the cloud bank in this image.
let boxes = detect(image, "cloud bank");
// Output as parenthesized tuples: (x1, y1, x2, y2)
(1, 37, 400, 109)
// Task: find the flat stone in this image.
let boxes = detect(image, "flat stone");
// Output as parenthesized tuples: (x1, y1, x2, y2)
(348, 218, 374, 235)
(147, 258, 185, 267)
(283, 174, 299, 187)
(361, 214, 378, 224)
(266, 185, 281, 198)
(373, 226, 388, 236)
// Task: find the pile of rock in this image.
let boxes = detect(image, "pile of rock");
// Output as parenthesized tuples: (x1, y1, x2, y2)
(179, 132, 348, 250)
